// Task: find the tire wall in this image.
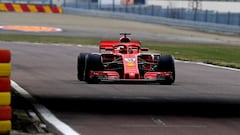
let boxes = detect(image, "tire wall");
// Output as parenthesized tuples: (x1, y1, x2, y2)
(0, 49, 12, 134)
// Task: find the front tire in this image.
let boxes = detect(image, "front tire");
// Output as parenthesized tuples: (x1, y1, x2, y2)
(77, 53, 88, 81)
(158, 55, 175, 85)
(85, 54, 104, 84)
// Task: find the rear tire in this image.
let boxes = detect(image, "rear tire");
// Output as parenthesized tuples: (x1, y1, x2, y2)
(158, 55, 175, 85)
(85, 54, 104, 84)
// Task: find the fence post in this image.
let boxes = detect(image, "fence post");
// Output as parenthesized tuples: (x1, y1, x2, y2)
(194, 9, 198, 21)
(205, 10, 208, 23)
(88, 0, 91, 9)
(180, 8, 184, 19)
(239, 14, 240, 26)
(76, 0, 78, 8)
(166, 7, 169, 18)
(138, 5, 141, 15)
(151, 5, 154, 16)
(63, 0, 66, 7)
(113, 0, 115, 12)
(227, 12, 231, 25)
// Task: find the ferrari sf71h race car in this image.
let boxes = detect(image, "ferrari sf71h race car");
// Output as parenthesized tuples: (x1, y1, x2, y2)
(77, 33, 175, 84)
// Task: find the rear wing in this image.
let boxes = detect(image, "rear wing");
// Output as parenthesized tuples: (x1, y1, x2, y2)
(141, 48, 149, 51)
(100, 40, 141, 47)
(100, 41, 141, 49)
(99, 41, 119, 50)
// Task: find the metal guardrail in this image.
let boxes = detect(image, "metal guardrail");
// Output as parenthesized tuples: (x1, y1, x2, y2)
(1, 0, 240, 26)
(62, 2, 240, 27)
(63, 7, 240, 35)
(1, 0, 239, 34)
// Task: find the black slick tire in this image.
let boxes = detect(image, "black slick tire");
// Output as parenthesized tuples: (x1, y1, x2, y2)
(158, 55, 175, 85)
(77, 53, 88, 81)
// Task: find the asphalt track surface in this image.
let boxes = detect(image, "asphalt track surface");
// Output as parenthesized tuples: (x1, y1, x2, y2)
(1, 13, 240, 135)
(1, 12, 240, 45)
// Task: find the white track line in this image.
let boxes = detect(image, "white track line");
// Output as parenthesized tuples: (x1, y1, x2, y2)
(175, 60, 240, 72)
(11, 80, 80, 135)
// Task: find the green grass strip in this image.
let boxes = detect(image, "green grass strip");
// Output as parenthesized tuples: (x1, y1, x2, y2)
(144, 42, 240, 69)
(1, 34, 240, 69)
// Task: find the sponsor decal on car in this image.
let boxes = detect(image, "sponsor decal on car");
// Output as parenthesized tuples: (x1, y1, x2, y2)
(125, 58, 136, 66)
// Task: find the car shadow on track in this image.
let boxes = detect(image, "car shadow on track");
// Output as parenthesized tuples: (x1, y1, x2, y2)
(36, 96, 240, 117)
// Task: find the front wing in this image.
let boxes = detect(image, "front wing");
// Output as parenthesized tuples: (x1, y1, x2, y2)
(88, 71, 173, 82)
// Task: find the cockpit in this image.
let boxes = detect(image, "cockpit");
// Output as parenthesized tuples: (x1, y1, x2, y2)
(114, 45, 139, 54)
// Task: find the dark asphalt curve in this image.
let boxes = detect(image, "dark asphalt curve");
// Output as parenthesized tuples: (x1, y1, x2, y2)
(2, 42, 240, 135)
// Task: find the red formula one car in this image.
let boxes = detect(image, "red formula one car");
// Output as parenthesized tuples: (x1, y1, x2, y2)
(77, 33, 175, 84)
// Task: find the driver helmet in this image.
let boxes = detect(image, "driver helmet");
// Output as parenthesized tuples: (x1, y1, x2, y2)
(119, 46, 127, 54)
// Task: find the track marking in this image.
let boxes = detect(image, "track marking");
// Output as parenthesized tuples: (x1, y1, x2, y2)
(152, 118, 167, 126)
(11, 80, 80, 135)
(0, 25, 62, 32)
(152, 118, 207, 128)
(176, 60, 240, 72)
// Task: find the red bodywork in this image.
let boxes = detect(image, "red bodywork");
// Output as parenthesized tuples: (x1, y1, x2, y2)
(87, 35, 174, 83)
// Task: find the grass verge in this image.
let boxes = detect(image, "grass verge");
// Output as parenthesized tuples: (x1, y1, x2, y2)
(1, 34, 240, 69)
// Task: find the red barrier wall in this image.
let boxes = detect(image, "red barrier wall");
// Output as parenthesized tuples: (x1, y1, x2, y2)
(0, 3, 62, 13)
